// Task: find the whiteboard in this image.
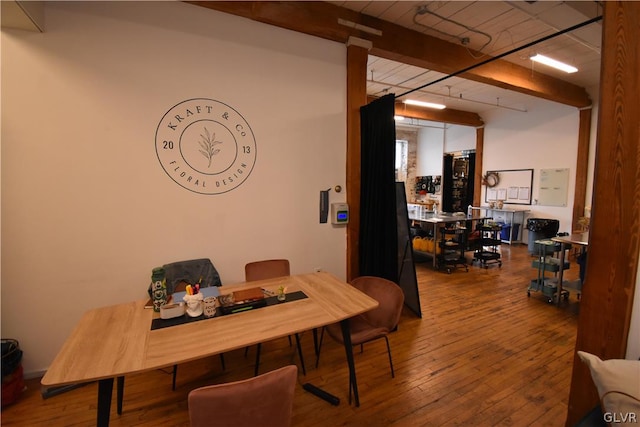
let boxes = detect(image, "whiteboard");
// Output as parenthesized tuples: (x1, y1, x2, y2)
(538, 168, 570, 207)
(484, 169, 533, 205)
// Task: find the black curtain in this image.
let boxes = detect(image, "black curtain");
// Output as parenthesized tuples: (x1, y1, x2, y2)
(465, 152, 476, 209)
(441, 154, 454, 212)
(359, 94, 398, 282)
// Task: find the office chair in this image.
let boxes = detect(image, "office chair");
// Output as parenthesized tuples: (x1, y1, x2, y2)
(162, 258, 225, 390)
(315, 276, 404, 389)
(163, 258, 222, 294)
(116, 259, 225, 414)
(244, 259, 306, 376)
(163, 258, 224, 391)
(188, 365, 297, 427)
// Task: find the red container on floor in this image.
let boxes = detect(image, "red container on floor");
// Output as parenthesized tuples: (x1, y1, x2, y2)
(2, 363, 25, 408)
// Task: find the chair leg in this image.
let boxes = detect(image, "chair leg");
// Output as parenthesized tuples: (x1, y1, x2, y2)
(172, 364, 178, 390)
(294, 333, 306, 375)
(384, 336, 395, 378)
(288, 335, 293, 347)
(315, 327, 325, 368)
(244, 346, 250, 357)
(254, 343, 262, 377)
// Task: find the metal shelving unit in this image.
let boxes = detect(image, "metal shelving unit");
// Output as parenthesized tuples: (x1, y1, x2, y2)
(472, 223, 502, 268)
(437, 225, 468, 274)
(527, 239, 570, 303)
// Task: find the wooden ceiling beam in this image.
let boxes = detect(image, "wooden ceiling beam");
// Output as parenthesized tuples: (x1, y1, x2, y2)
(363, 15, 592, 108)
(187, 1, 592, 109)
(378, 98, 484, 128)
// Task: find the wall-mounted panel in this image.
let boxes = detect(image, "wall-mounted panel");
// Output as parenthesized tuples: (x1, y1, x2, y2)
(538, 168, 570, 207)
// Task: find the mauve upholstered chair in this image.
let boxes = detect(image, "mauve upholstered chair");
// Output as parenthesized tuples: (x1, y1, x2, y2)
(188, 365, 298, 427)
(245, 259, 290, 282)
(316, 276, 404, 379)
(243, 259, 306, 376)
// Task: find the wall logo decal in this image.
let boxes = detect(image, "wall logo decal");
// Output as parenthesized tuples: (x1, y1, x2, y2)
(155, 98, 256, 194)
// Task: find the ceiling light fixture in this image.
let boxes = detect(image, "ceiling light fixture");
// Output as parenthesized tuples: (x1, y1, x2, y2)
(403, 99, 446, 110)
(337, 18, 382, 36)
(530, 54, 578, 73)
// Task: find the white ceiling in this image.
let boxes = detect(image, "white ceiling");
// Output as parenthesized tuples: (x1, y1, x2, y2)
(2, 1, 603, 116)
(329, 1, 603, 115)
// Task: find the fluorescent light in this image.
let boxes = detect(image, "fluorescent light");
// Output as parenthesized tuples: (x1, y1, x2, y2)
(394, 115, 405, 121)
(530, 54, 578, 73)
(403, 99, 446, 110)
(337, 18, 382, 36)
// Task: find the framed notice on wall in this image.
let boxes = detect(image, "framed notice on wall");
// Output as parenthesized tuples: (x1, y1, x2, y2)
(538, 168, 570, 207)
(484, 168, 534, 205)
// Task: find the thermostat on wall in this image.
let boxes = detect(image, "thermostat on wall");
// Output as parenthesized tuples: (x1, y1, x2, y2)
(331, 203, 349, 224)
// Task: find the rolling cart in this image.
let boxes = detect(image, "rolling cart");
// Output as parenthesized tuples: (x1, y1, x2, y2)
(437, 224, 468, 274)
(472, 223, 502, 268)
(527, 239, 570, 303)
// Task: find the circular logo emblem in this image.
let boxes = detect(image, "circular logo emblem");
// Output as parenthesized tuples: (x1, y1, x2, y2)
(155, 98, 256, 194)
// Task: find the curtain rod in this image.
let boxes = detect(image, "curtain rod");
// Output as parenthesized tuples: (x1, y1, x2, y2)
(397, 15, 602, 99)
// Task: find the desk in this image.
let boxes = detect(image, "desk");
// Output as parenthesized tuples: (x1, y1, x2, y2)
(41, 272, 379, 426)
(552, 232, 589, 305)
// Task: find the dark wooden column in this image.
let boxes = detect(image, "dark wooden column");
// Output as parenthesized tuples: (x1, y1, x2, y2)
(473, 127, 485, 207)
(346, 42, 368, 281)
(572, 108, 592, 232)
(566, 2, 640, 425)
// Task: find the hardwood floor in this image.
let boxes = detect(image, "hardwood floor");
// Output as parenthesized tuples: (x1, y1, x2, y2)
(2, 244, 581, 426)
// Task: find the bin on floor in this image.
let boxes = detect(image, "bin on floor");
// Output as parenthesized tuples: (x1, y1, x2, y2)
(1, 339, 24, 408)
(500, 223, 520, 241)
(526, 218, 559, 253)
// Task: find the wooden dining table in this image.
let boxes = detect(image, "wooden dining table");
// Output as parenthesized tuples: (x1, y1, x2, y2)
(41, 272, 379, 426)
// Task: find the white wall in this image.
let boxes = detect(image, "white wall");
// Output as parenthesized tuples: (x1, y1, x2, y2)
(481, 98, 579, 236)
(444, 124, 476, 153)
(416, 126, 444, 176)
(1, 1, 347, 375)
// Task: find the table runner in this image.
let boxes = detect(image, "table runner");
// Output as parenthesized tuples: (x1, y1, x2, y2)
(150, 291, 308, 330)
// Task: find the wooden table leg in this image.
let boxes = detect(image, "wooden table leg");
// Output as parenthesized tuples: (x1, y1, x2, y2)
(97, 377, 113, 427)
(340, 318, 359, 407)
